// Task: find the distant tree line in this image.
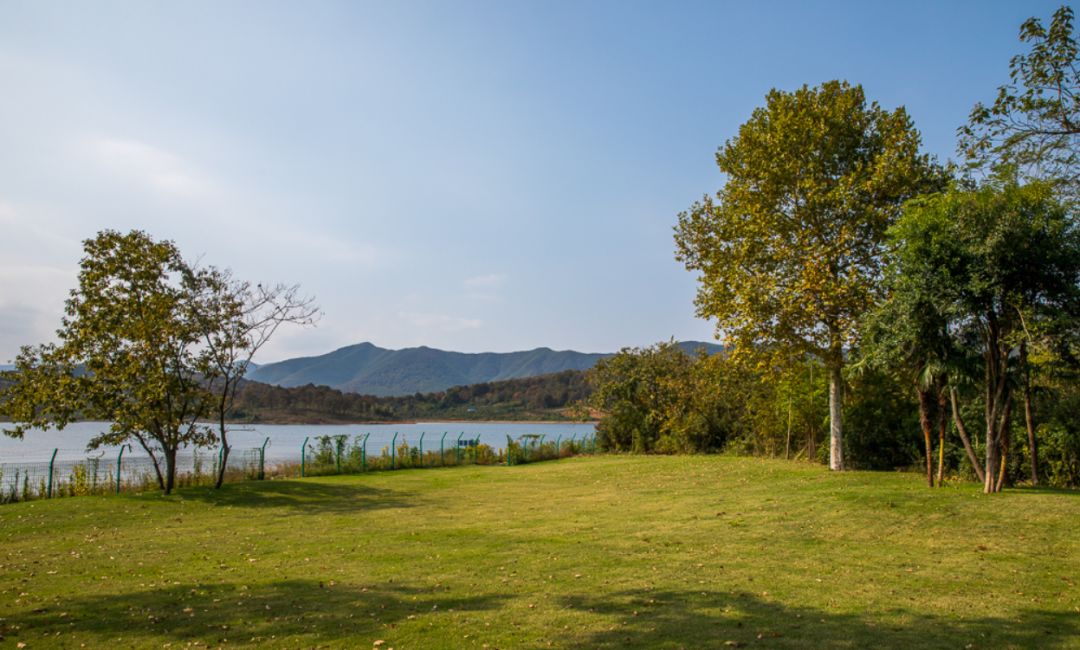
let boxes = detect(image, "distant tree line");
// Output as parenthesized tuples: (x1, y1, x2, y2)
(230, 369, 591, 423)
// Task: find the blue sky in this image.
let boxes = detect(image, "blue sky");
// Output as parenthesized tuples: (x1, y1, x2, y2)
(0, 0, 1065, 362)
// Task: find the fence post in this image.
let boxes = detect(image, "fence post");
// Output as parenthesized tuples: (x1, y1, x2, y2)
(362, 433, 369, 471)
(419, 432, 426, 468)
(116, 445, 127, 495)
(259, 437, 270, 480)
(46, 448, 57, 498)
(440, 432, 447, 466)
(301, 436, 310, 477)
(391, 432, 399, 469)
(456, 432, 464, 464)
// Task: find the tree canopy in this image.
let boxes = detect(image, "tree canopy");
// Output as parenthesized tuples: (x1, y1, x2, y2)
(880, 178, 1080, 492)
(959, 5, 1080, 199)
(0, 230, 315, 494)
(674, 80, 941, 471)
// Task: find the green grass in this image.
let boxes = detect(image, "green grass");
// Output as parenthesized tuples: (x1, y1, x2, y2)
(1, 456, 1078, 649)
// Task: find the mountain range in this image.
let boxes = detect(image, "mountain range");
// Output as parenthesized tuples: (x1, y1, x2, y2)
(248, 341, 722, 397)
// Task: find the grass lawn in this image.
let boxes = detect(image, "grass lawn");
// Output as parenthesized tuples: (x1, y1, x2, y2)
(0, 455, 1078, 649)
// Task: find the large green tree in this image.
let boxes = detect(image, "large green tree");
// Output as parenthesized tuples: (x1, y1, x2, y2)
(959, 5, 1080, 199)
(2, 231, 214, 493)
(860, 198, 970, 488)
(889, 178, 1080, 493)
(675, 80, 940, 470)
(0, 230, 315, 494)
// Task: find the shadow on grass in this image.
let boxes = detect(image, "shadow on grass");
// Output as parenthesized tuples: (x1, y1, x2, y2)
(558, 589, 1078, 649)
(1010, 485, 1080, 498)
(1, 579, 505, 646)
(178, 479, 418, 515)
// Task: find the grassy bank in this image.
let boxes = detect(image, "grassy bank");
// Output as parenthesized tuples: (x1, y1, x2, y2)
(0, 456, 1077, 648)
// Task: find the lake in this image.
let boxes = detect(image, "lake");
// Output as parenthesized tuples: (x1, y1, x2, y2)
(0, 420, 596, 464)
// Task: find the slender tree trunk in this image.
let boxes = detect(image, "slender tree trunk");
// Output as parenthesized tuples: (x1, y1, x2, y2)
(995, 397, 1014, 493)
(215, 405, 230, 489)
(164, 446, 177, 495)
(936, 388, 947, 485)
(983, 337, 1012, 494)
(917, 386, 935, 487)
(828, 359, 843, 471)
(785, 396, 792, 461)
(950, 388, 985, 484)
(1020, 341, 1038, 486)
(984, 428, 998, 494)
(133, 433, 166, 491)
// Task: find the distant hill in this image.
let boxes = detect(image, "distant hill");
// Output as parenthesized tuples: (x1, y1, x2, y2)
(249, 341, 722, 397)
(232, 370, 591, 423)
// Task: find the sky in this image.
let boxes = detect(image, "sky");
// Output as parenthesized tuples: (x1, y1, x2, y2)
(0, 0, 1066, 363)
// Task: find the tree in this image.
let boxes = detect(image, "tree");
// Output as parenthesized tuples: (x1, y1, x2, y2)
(860, 199, 967, 487)
(0, 230, 316, 494)
(191, 269, 318, 489)
(588, 342, 693, 453)
(1, 231, 214, 493)
(890, 179, 1080, 493)
(675, 80, 941, 470)
(959, 6, 1080, 199)
(588, 341, 745, 454)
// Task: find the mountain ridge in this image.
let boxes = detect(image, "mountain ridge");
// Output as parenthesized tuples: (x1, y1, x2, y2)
(249, 341, 721, 397)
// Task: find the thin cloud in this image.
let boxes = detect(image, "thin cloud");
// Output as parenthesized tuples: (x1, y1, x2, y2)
(83, 135, 214, 200)
(463, 273, 507, 288)
(399, 311, 483, 332)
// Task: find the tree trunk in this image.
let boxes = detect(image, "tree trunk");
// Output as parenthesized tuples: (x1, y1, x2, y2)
(785, 396, 792, 461)
(995, 397, 1013, 493)
(984, 427, 998, 494)
(936, 387, 947, 485)
(164, 446, 177, 495)
(215, 405, 230, 489)
(1020, 341, 1038, 486)
(917, 386, 935, 487)
(950, 388, 985, 484)
(133, 433, 166, 491)
(828, 361, 843, 471)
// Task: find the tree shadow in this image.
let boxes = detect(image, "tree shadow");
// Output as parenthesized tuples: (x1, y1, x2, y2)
(557, 588, 1078, 649)
(1, 579, 505, 646)
(1009, 485, 1080, 498)
(177, 479, 418, 515)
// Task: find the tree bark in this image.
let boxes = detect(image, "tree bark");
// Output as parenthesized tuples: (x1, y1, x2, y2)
(785, 396, 792, 461)
(1020, 341, 1038, 486)
(950, 388, 986, 484)
(215, 400, 230, 489)
(995, 397, 1014, 493)
(828, 359, 844, 471)
(917, 386, 935, 487)
(164, 446, 177, 495)
(936, 387, 947, 485)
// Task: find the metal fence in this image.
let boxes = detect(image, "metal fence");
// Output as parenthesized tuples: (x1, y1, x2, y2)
(0, 431, 597, 503)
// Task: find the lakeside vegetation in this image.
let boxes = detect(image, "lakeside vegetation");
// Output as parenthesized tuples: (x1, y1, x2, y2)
(229, 370, 591, 424)
(1, 456, 1077, 648)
